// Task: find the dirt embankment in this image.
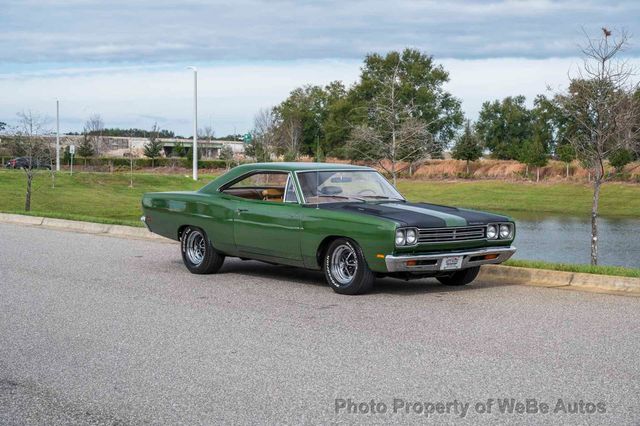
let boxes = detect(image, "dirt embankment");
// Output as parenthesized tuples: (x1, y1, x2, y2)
(325, 158, 639, 182)
(411, 159, 640, 182)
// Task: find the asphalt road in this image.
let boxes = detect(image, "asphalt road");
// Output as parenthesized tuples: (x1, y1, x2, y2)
(1, 223, 639, 425)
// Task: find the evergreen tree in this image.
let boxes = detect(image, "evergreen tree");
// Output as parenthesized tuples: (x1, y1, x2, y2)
(556, 143, 575, 178)
(143, 124, 163, 167)
(451, 120, 483, 175)
(476, 95, 532, 160)
(609, 148, 633, 174)
(172, 141, 186, 157)
(519, 135, 548, 182)
(77, 133, 95, 158)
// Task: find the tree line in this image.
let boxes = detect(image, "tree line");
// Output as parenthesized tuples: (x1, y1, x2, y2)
(246, 44, 639, 186)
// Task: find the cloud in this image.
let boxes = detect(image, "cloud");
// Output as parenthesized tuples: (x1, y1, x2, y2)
(1, 0, 639, 64)
(0, 60, 362, 135)
(6, 56, 637, 137)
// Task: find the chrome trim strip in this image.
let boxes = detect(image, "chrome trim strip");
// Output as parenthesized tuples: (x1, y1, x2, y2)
(384, 246, 516, 273)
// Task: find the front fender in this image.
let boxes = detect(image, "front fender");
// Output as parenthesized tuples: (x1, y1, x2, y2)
(299, 207, 398, 272)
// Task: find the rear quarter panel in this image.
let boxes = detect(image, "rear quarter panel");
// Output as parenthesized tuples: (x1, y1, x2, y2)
(142, 191, 237, 254)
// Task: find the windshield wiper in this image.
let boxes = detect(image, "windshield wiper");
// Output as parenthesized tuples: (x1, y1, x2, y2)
(360, 195, 406, 202)
(317, 195, 366, 202)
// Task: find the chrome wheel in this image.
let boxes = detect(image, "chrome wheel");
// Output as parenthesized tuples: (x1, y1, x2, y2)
(330, 243, 358, 286)
(185, 230, 206, 266)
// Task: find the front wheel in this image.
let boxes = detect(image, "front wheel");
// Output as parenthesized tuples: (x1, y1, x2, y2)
(323, 238, 375, 295)
(436, 266, 480, 286)
(180, 226, 225, 274)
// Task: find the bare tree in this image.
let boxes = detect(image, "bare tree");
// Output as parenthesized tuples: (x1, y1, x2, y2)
(556, 28, 640, 265)
(219, 144, 234, 170)
(5, 111, 53, 211)
(84, 114, 104, 155)
(347, 62, 440, 185)
(279, 115, 303, 160)
(250, 108, 279, 162)
(199, 125, 215, 142)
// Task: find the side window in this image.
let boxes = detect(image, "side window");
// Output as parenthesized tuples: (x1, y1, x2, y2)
(284, 177, 299, 203)
(221, 172, 288, 202)
(228, 172, 287, 188)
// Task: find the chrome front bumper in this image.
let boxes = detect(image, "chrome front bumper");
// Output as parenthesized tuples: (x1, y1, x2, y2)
(385, 246, 516, 273)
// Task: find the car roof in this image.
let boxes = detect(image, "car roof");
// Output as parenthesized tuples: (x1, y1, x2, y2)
(233, 162, 373, 172)
(199, 162, 376, 193)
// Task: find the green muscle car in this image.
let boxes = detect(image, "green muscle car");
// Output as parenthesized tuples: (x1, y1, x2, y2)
(141, 162, 516, 294)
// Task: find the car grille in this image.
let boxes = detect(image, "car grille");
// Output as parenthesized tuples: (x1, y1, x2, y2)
(417, 226, 486, 243)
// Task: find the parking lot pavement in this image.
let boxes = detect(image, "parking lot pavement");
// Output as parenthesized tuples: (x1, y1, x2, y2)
(1, 222, 639, 425)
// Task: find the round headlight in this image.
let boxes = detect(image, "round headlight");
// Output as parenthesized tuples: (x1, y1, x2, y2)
(406, 228, 417, 245)
(499, 224, 512, 239)
(487, 225, 498, 239)
(395, 229, 406, 246)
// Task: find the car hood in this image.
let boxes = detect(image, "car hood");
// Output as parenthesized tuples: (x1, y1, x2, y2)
(317, 201, 511, 228)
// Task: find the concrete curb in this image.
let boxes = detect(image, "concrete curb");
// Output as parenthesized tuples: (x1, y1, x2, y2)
(479, 264, 640, 295)
(0, 212, 171, 242)
(1, 212, 638, 295)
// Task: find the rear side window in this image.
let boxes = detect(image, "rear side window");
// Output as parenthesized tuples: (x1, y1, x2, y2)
(221, 172, 290, 203)
(228, 172, 288, 188)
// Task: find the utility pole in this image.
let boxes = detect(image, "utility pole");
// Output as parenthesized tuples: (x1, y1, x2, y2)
(187, 66, 198, 180)
(56, 100, 60, 171)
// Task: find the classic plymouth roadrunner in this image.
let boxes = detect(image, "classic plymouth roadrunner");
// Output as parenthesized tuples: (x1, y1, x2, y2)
(141, 163, 516, 294)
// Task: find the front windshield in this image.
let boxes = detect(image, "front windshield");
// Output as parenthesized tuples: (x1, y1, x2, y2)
(297, 170, 404, 204)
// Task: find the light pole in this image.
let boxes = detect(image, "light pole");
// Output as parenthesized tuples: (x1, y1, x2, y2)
(187, 66, 198, 181)
(56, 100, 60, 172)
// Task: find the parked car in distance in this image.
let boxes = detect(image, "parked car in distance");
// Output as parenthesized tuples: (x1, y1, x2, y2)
(5, 157, 51, 170)
(141, 163, 516, 295)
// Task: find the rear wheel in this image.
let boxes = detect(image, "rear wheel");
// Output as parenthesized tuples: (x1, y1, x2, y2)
(436, 266, 480, 286)
(323, 238, 375, 295)
(180, 226, 225, 274)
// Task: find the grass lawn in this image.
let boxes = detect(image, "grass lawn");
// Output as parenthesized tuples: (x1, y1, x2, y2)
(0, 170, 217, 227)
(505, 259, 640, 279)
(1, 170, 639, 226)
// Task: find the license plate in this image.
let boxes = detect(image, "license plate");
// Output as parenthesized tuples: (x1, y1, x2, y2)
(440, 256, 463, 270)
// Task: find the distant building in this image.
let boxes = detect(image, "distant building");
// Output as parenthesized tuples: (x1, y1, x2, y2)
(39, 135, 245, 159)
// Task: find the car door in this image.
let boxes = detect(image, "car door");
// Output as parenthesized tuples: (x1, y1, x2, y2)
(230, 172, 303, 261)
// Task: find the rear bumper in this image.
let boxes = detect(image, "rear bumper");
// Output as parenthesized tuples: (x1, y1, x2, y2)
(140, 215, 151, 231)
(385, 246, 516, 273)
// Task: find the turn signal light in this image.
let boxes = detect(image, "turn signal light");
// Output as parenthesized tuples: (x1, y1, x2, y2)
(406, 260, 417, 266)
(484, 254, 499, 260)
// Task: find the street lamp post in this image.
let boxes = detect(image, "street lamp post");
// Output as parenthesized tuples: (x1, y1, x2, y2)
(187, 66, 198, 181)
(56, 100, 60, 172)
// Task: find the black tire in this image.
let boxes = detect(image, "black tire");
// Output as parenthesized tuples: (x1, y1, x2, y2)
(323, 238, 375, 295)
(436, 266, 480, 286)
(180, 226, 225, 274)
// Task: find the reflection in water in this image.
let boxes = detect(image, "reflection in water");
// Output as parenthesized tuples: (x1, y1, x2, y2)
(513, 216, 640, 268)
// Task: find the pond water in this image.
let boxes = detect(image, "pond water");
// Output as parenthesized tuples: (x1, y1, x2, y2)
(512, 215, 640, 268)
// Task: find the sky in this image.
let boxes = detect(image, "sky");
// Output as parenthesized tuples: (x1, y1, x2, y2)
(1, 0, 639, 136)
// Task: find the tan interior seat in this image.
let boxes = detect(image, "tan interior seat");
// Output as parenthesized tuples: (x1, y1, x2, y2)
(262, 188, 285, 202)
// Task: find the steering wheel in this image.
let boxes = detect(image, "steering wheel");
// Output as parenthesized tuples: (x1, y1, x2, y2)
(356, 189, 377, 196)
